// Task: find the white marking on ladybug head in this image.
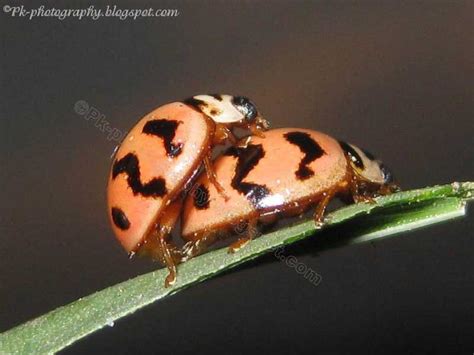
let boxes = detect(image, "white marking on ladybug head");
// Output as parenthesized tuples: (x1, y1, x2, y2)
(187, 94, 259, 124)
(349, 144, 391, 185)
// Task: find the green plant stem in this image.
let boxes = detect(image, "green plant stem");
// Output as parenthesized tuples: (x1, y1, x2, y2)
(0, 182, 472, 354)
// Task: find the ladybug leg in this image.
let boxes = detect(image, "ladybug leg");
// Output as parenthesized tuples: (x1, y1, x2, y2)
(148, 200, 183, 287)
(379, 182, 401, 195)
(238, 136, 252, 148)
(228, 218, 258, 253)
(313, 186, 339, 228)
(203, 154, 230, 201)
(157, 234, 178, 287)
(353, 192, 376, 204)
(249, 122, 266, 138)
(345, 173, 375, 204)
(214, 123, 238, 145)
(246, 116, 270, 138)
(348, 173, 398, 204)
(180, 233, 219, 262)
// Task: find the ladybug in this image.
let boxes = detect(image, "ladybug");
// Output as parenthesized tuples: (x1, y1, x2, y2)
(107, 95, 269, 286)
(180, 128, 399, 258)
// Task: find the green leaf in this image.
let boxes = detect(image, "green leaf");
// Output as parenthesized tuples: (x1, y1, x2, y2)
(1, 182, 473, 354)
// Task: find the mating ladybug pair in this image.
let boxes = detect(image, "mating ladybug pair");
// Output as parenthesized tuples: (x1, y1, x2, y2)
(107, 94, 399, 286)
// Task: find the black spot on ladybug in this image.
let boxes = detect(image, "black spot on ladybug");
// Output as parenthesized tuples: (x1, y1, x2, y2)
(112, 153, 167, 198)
(210, 94, 223, 101)
(226, 144, 270, 207)
(183, 97, 207, 112)
(193, 184, 210, 209)
(339, 141, 364, 169)
(142, 119, 183, 158)
(111, 207, 130, 230)
(232, 96, 257, 121)
(284, 131, 326, 180)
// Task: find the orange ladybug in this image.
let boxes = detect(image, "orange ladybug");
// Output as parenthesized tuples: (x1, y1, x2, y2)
(181, 128, 399, 258)
(107, 95, 268, 286)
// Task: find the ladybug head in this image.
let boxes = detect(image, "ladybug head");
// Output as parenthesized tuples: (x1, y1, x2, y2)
(340, 141, 399, 191)
(231, 96, 258, 121)
(232, 95, 270, 132)
(185, 94, 269, 132)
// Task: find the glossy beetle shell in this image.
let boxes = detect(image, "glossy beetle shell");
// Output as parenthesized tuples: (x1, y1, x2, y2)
(182, 128, 348, 240)
(108, 102, 213, 252)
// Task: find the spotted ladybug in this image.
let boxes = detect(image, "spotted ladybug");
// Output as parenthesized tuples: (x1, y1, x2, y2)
(180, 128, 399, 258)
(107, 95, 268, 286)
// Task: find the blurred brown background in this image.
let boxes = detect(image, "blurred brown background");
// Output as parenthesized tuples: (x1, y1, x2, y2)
(1, 1, 473, 354)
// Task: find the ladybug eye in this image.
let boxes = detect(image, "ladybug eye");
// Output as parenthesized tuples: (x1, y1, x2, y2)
(232, 96, 258, 121)
(379, 163, 394, 184)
